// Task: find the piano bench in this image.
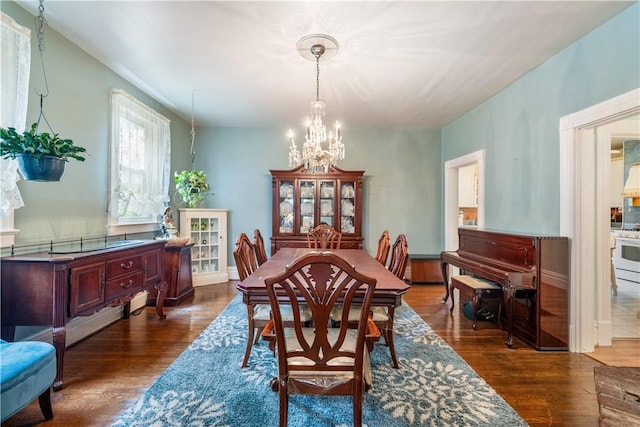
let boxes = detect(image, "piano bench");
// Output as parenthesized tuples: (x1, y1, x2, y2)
(449, 275, 502, 330)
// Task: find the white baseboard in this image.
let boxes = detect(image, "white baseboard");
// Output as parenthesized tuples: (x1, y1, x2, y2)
(16, 291, 149, 347)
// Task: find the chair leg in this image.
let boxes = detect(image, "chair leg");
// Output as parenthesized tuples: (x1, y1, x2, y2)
(38, 387, 53, 420)
(279, 385, 288, 427)
(253, 326, 261, 344)
(385, 307, 399, 368)
(241, 306, 255, 368)
(353, 381, 363, 427)
(471, 293, 480, 330)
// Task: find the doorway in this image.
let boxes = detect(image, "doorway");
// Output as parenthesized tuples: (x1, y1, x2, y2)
(559, 88, 640, 352)
(444, 149, 485, 252)
(603, 119, 640, 341)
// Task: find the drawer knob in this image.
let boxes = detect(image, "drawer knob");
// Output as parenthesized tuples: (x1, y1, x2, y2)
(120, 261, 134, 269)
(120, 280, 134, 289)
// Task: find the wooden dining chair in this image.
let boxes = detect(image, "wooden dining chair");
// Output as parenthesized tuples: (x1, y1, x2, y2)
(234, 233, 267, 367)
(235, 233, 312, 368)
(234, 233, 258, 282)
(388, 234, 409, 280)
(261, 252, 380, 427)
(253, 228, 268, 266)
(375, 234, 409, 367)
(374, 230, 391, 265)
(306, 223, 342, 249)
(331, 234, 409, 368)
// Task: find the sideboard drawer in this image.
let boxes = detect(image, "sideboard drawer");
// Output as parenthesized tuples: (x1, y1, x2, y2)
(106, 255, 143, 279)
(105, 271, 144, 301)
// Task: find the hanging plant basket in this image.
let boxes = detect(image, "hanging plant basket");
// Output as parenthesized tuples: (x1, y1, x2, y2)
(174, 170, 211, 208)
(16, 154, 67, 182)
(0, 123, 87, 182)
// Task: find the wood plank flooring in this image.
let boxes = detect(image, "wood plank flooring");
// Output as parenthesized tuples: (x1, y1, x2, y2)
(3, 281, 632, 426)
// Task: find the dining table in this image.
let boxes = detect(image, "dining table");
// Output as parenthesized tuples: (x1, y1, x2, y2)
(235, 247, 411, 307)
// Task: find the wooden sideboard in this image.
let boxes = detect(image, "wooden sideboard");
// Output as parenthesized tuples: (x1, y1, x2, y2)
(147, 242, 194, 306)
(0, 239, 167, 390)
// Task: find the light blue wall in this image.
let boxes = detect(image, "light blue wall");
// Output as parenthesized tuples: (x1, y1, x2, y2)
(194, 127, 443, 258)
(4, 1, 639, 267)
(2, 2, 193, 244)
(2, 1, 443, 265)
(442, 3, 640, 234)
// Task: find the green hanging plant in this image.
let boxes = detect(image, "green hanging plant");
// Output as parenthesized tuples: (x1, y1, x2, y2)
(0, 122, 87, 161)
(174, 169, 211, 208)
(0, 122, 88, 181)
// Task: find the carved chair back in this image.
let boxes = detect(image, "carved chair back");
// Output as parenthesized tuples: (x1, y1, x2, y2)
(253, 229, 268, 266)
(233, 232, 258, 281)
(388, 234, 409, 280)
(374, 230, 391, 265)
(263, 252, 377, 427)
(306, 224, 342, 249)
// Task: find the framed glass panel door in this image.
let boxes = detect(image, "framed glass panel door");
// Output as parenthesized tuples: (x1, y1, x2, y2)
(340, 181, 356, 234)
(278, 181, 294, 233)
(299, 180, 315, 233)
(319, 181, 335, 228)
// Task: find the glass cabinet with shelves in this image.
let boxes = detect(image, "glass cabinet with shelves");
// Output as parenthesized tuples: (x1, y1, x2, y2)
(271, 165, 364, 254)
(179, 208, 228, 285)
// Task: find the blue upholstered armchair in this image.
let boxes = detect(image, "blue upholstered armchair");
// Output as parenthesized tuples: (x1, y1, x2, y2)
(0, 339, 56, 422)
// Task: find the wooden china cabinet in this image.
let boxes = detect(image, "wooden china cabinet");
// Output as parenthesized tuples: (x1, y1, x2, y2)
(270, 165, 364, 254)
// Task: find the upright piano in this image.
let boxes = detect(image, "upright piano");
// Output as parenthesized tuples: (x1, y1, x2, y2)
(440, 228, 569, 350)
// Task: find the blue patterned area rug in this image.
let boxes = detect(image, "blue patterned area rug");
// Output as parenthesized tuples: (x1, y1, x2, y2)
(114, 295, 527, 427)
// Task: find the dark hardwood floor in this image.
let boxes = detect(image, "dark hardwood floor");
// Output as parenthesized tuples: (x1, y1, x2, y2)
(4, 281, 614, 426)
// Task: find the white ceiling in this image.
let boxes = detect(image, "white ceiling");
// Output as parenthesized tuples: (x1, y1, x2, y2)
(15, 1, 633, 129)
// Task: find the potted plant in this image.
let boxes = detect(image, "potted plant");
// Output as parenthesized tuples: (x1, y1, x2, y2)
(0, 122, 87, 181)
(174, 169, 211, 208)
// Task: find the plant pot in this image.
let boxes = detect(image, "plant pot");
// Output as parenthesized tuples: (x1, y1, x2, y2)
(16, 154, 67, 182)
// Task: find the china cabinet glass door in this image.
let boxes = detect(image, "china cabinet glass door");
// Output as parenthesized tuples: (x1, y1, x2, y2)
(278, 181, 294, 233)
(190, 216, 219, 275)
(340, 181, 356, 234)
(319, 180, 335, 228)
(299, 180, 315, 233)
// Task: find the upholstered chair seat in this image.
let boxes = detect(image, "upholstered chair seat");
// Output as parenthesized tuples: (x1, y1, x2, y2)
(1, 339, 56, 422)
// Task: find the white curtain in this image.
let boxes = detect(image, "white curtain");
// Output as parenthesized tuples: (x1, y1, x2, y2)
(109, 89, 170, 227)
(0, 12, 30, 216)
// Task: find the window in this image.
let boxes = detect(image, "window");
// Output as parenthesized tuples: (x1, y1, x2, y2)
(108, 89, 170, 235)
(0, 12, 30, 247)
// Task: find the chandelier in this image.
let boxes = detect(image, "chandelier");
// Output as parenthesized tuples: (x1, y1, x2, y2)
(288, 34, 345, 173)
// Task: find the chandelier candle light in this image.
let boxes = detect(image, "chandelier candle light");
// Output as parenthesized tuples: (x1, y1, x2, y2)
(288, 34, 345, 173)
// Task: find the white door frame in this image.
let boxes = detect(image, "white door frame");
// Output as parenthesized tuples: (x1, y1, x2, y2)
(559, 88, 640, 352)
(444, 149, 485, 252)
